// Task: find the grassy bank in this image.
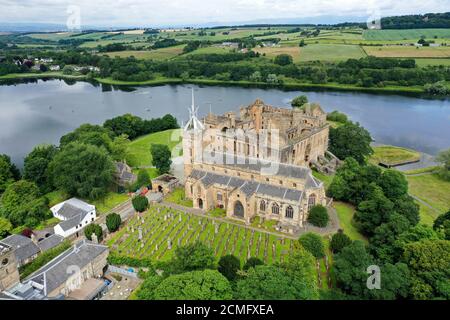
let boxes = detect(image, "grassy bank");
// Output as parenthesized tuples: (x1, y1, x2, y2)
(333, 202, 367, 243)
(0, 72, 87, 81)
(370, 145, 421, 167)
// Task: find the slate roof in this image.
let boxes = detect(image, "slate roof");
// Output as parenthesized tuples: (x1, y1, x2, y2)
(189, 169, 303, 202)
(37, 234, 65, 252)
(203, 153, 311, 179)
(57, 213, 88, 232)
(53, 198, 94, 233)
(25, 240, 108, 296)
(0, 234, 40, 263)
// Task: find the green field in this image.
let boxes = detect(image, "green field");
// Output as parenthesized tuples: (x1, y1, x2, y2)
(363, 45, 450, 58)
(298, 44, 367, 62)
(103, 45, 186, 60)
(333, 202, 367, 243)
(406, 173, 450, 224)
(370, 145, 421, 167)
(363, 29, 450, 41)
(108, 204, 294, 265)
(415, 58, 450, 67)
(125, 129, 182, 167)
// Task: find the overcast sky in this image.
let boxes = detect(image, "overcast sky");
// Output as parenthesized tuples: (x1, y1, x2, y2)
(0, 0, 448, 27)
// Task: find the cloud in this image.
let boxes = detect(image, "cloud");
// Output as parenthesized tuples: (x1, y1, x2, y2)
(0, 0, 448, 27)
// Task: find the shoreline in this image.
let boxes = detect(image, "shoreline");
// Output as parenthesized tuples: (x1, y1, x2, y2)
(0, 72, 444, 98)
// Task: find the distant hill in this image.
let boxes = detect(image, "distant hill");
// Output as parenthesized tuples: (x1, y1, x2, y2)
(381, 12, 450, 29)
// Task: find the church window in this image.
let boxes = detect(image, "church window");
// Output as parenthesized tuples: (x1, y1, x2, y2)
(217, 192, 223, 201)
(260, 200, 266, 212)
(286, 206, 294, 219)
(272, 203, 280, 215)
(308, 194, 316, 211)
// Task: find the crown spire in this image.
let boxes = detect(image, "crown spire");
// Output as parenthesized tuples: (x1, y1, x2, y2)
(184, 87, 205, 131)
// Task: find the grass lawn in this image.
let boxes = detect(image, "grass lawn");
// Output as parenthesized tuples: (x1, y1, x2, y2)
(132, 167, 159, 180)
(370, 145, 421, 167)
(363, 45, 450, 58)
(254, 46, 302, 63)
(91, 192, 130, 215)
(312, 170, 334, 190)
(45, 190, 69, 207)
(164, 187, 193, 207)
(404, 166, 440, 175)
(185, 46, 233, 55)
(126, 129, 182, 168)
(333, 202, 367, 243)
(406, 173, 450, 222)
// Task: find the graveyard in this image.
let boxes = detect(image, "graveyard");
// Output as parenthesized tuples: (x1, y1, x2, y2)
(107, 204, 294, 265)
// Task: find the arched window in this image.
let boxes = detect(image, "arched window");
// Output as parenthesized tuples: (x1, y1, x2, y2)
(285, 206, 294, 219)
(308, 194, 316, 211)
(272, 203, 280, 215)
(260, 200, 266, 212)
(217, 192, 223, 201)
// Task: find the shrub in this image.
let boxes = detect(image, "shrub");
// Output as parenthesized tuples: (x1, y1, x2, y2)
(84, 223, 103, 242)
(307, 205, 329, 227)
(243, 257, 264, 270)
(330, 230, 352, 253)
(132, 195, 149, 212)
(106, 212, 121, 232)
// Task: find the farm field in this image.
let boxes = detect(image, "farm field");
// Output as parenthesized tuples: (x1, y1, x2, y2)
(103, 45, 185, 60)
(363, 28, 450, 41)
(108, 205, 294, 265)
(363, 45, 450, 58)
(126, 129, 182, 168)
(186, 46, 233, 55)
(415, 58, 450, 67)
(298, 44, 366, 62)
(254, 46, 301, 62)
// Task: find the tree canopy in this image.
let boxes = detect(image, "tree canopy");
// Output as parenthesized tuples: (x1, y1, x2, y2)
(218, 254, 241, 281)
(106, 213, 121, 233)
(23, 144, 58, 192)
(49, 142, 115, 200)
(291, 95, 308, 108)
(307, 205, 329, 227)
(151, 144, 172, 174)
(171, 242, 216, 273)
(298, 232, 325, 258)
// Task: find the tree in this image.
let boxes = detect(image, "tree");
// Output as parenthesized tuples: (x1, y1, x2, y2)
(354, 185, 394, 236)
(84, 224, 103, 242)
(49, 142, 115, 200)
(265, 73, 279, 84)
(435, 148, 450, 181)
(291, 95, 308, 108)
(333, 240, 374, 298)
(218, 254, 241, 281)
(106, 213, 121, 233)
(274, 54, 293, 66)
(378, 169, 408, 200)
(369, 213, 411, 262)
(393, 224, 442, 260)
(433, 211, 450, 240)
(136, 169, 151, 188)
(132, 195, 148, 212)
(235, 265, 302, 299)
(298, 233, 325, 258)
(299, 39, 306, 47)
(282, 246, 319, 300)
(23, 144, 58, 192)
(0, 180, 50, 227)
(307, 205, 329, 227)
(393, 194, 420, 227)
(151, 144, 172, 174)
(0, 217, 12, 239)
(402, 240, 450, 299)
(171, 242, 215, 273)
(0, 154, 20, 194)
(153, 269, 232, 300)
(329, 121, 373, 164)
(327, 110, 348, 123)
(243, 257, 264, 271)
(330, 230, 352, 253)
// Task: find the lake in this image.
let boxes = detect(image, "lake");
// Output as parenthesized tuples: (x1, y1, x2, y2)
(0, 79, 449, 167)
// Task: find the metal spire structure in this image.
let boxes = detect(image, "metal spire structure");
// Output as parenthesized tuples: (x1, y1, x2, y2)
(184, 87, 204, 131)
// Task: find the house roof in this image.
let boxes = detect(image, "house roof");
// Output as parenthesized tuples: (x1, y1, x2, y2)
(57, 212, 89, 232)
(0, 234, 40, 263)
(37, 234, 65, 252)
(25, 240, 108, 296)
(55, 198, 93, 220)
(189, 169, 304, 202)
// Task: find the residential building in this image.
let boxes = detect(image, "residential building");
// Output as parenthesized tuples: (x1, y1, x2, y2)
(51, 198, 97, 238)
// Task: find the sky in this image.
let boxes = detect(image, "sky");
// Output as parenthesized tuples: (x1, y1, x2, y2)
(0, 0, 448, 28)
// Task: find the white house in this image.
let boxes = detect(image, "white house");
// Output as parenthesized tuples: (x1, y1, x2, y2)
(51, 198, 97, 238)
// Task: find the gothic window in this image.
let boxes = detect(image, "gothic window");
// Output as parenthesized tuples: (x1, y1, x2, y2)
(272, 203, 280, 215)
(286, 206, 294, 219)
(260, 200, 266, 212)
(190, 185, 193, 195)
(308, 194, 316, 211)
(217, 192, 223, 201)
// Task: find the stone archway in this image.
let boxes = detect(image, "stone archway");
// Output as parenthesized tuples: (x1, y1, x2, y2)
(198, 198, 203, 209)
(158, 185, 163, 193)
(234, 201, 244, 218)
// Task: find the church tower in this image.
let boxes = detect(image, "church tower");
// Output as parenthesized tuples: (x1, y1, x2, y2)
(183, 88, 204, 180)
(0, 243, 20, 291)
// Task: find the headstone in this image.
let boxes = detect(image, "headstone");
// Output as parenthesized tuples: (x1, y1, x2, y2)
(168, 239, 172, 250)
(131, 226, 135, 233)
(138, 227, 143, 241)
(215, 225, 219, 234)
(155, 244, 158, 251)
(141, 243, 144, 249)
(179, 215, 182, 222)
(178, 238, 181, 246)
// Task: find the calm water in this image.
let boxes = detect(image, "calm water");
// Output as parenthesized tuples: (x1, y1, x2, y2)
(0, 79, 449, 167)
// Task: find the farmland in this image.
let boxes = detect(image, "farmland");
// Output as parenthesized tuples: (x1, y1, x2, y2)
(363, 28, 450, 41)
(363, 45, 450, 58)
(104, 45, 186, 60)
(108, 204, 294, 265)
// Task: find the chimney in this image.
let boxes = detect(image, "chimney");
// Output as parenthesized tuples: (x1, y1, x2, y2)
(30, 233, 38, 244)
